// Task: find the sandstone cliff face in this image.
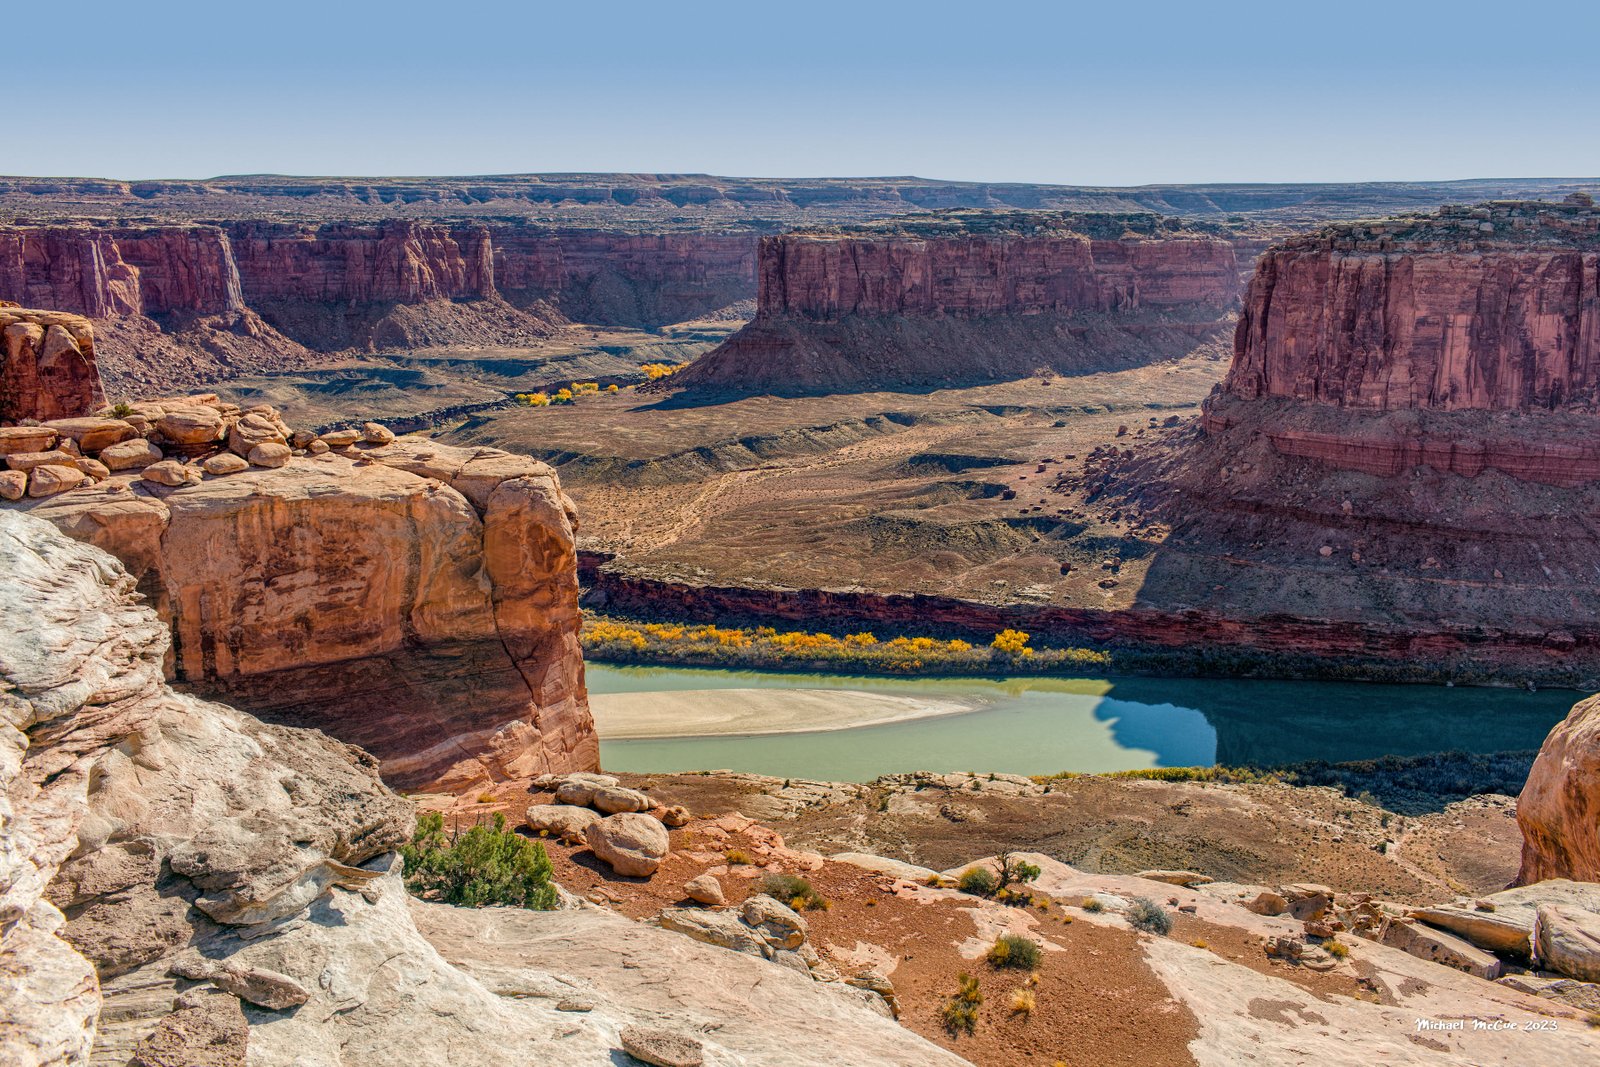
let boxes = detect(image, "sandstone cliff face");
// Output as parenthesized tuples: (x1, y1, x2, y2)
(1, 511, 956, 1067)
(673, 214, 1242, 394)
(1518, 694, 1600, 884)
(5, 389, 596, 792)
(490, 228, 758, 325)
(0, 307, 104, 422)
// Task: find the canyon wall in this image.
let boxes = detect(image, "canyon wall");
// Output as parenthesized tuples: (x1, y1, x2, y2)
(1075, 199, 1600, 674)
(671, 213, 1244, 394)
(5, 390, 597, 792)
(1208, 198, 1600, 483)
(490, 228, 757, 325)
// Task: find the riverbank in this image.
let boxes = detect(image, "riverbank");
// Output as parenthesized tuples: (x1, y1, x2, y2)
(581, 557, 1600, 688)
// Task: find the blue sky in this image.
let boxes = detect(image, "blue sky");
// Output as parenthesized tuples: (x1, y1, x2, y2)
(10, 0, 1598, 184)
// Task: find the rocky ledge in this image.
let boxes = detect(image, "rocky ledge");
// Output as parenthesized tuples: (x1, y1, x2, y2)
(2, 392, 597, 791)
(0, 511, 959, 1066)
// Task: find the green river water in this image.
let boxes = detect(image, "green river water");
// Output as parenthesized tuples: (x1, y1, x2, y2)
(589, 664, 1577, 782)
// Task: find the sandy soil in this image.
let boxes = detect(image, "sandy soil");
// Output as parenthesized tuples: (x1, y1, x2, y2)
(591, 686, 986, 738)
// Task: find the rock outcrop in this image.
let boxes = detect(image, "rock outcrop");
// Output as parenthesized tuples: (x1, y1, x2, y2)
(1211, 198, 1600, 486)
(5, 393, 596, 791)
(670, 212, 1244, 394)
(0, 307, 104, 422)
(1518, 694, 1600, 883)
(0, 511, 961, 1067)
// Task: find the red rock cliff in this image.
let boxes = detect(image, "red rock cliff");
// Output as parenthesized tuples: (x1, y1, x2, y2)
(489, 228, 757, 325)
(227, 220, 497, 304)
(672, 212, 1243, 394)
(1227, 201, 1600, 412)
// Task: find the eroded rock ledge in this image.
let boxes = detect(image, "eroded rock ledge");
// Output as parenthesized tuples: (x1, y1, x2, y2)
(3, 391, 597, 791)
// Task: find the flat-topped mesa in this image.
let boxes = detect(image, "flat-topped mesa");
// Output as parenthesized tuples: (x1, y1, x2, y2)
(1226, 197, 1600, 413)
(668, 211, 1247, 395)
(0, 306, 103, 421)
(2, 391, 597, 792)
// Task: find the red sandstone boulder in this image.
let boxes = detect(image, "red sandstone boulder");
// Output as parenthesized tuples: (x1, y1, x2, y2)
(1518, 695, 1600, 884)
(27, 464, 86, 497)
(0, 309, 104, 421)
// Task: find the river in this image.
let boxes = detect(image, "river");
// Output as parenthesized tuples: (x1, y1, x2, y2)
(588, 664, 1577, 782)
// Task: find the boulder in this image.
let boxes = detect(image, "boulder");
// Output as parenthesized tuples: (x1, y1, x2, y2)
(525, 804, 601, 843)
(307, 439, 330, 456)
(1518, 694, 1600, 883)
(1414, 880, 1600, 958)
(619, 1024, 704, 1067)
(741, 894, 807, 950)
(203, 453, 250, 476)
(171, 956, 312, 1011)
(1536, 904, 1600, 982)
(592, 785, 652, 814)
(0, 470, 25, 501)
(0, 426, 56, 456)
(363, 422, 397, 444)
(99, 437, 164, 471)
(228, 413, 287, 457)
(42, 416, 136, 453)
(683, 874, 725, 906)
(156, 408, 225, 446)
(1497, 974, 1600, 1013)
(586, 812, 669, 877)
(1380, 918, 1503, 979)
(657, 908, 769, 957)
(7, 449, 77, 472)
(74, 457, 110, 481)
(318, 429, 362, 449)
(27, 464, 86, 497)
(831, 853, 939, 882)
(657, 805, 692, 828)
(247, 443, 291, 469)
(141, 460, 196, 487)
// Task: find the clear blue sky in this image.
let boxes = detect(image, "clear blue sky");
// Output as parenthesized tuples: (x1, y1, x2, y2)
(10, 0, 1598, 185)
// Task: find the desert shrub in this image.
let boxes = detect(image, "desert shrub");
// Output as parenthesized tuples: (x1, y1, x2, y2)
(1325, 939, 1350, 959)
(110, 402, 135, 418)
(1009, 987, 1036, 1017)
(760, 872, 829, 911)
(1127, 897, 1172, 935)
(724, 849, 753, 865)
(990, 628, 1033, 656)
(1080, 896, 1105, 913)
(401, 811, 557, 910)
(997, 852, 1042, 891)
(988, 933, 1042, 969)
(958, 866, 998, 896)
(941, 973, 983, 1035)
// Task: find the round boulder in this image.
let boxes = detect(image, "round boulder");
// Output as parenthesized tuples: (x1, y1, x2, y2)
(0, 470, 26, 501)
(156, 409, 225, 446)
(99, 437, 164, 471)
(27, 464, 87, 498)
(657, 805, 692, 828)
(592, 785, 652, 814)
(247, 443, 291, 469)
(363, 422, 396, 444)
(683, 873, 724, 906)
(525, 804, 602, 843)
(585, 812, 669, 877)
(203, 453, 251, 476)
(141, 460, 196, 487)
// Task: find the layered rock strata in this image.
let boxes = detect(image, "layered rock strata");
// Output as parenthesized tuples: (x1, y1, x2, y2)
(0, 511, 960, 1067)
(3, 390, 596, 791)
(671, 212, 1244, 394)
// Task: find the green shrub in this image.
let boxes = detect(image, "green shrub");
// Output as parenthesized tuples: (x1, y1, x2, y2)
(401, 811, 557, 910)
(760, 872, 829, 911)
(988, 933, 1042, 969)
(1127, 897, 1172, 935)
(997, 851, 1041, 891)
(941, 973, 983, 1035)
(958, 866, 998, 896)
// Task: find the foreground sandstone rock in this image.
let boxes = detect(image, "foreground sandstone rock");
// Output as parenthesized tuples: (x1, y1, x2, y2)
(4, 391, 597, 791)
(0, 511, 963, 1067)
(1519, 694, 1600, 883)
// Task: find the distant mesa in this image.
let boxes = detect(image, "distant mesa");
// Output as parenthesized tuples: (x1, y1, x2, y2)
(667, 211, 1252, 396)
